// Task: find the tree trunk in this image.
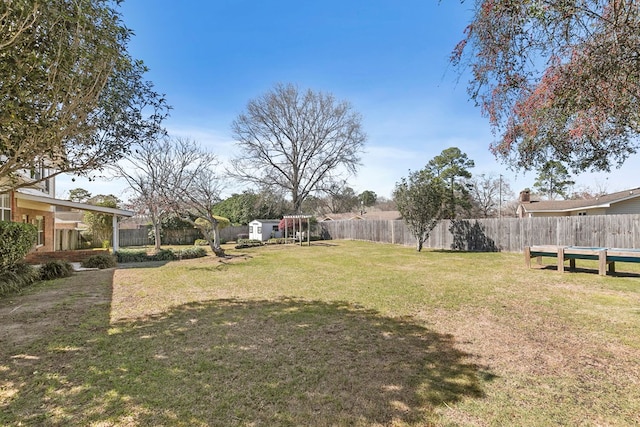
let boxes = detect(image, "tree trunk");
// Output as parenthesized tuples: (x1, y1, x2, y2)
(206, 224, 226, 257)
(416, 237, 423, 252)
(153, 221, 162, 251)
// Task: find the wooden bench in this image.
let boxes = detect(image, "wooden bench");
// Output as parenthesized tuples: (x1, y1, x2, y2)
(524, 245, 640, 276)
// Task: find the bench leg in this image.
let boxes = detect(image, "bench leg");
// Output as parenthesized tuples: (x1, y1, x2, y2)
(524, 247, 531, 268)
(569, 259, 576, 270)
(609, 262, 616, 274)
(598, 250, 607, 276)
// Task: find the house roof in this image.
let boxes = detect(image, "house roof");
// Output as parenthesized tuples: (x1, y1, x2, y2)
(320, 213, 363, 221)
(320, 210, 402, 221)
(16, 191, 134, 217)
(520, 187, 640, 213)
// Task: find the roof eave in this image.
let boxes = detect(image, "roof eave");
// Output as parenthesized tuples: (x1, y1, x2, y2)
(15, 192, 134, 217)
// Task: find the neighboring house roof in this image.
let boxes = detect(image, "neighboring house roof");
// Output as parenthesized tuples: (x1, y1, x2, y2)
(250, 219, 281, 223)
(519, 187, 640, 214)
(320, 210, 402, 221)
(16, 191, 134, 217)
(362, 210, 402, 221)
(320, 213, 363, 221)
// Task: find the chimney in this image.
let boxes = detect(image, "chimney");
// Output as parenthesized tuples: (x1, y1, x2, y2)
(519, 188, 531, 203)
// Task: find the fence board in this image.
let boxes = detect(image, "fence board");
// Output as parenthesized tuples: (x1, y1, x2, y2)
(118, 225, 249, 247)
(319, 214, 640, 252)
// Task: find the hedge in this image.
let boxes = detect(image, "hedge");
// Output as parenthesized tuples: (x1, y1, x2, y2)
(0, 222, 37, 272)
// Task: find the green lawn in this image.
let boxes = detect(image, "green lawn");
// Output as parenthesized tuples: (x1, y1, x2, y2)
(2, 240, 640, 426)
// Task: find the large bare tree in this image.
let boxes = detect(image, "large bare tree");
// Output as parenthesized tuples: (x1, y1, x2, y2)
(452, 1, 640, 172)
(230, 83, 366, 213)
(0, 0, 168, 192)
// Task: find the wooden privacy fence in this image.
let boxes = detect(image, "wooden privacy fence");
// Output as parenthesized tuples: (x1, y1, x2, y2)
(318, 214, 640, 253)
(118, 225, 249, 247)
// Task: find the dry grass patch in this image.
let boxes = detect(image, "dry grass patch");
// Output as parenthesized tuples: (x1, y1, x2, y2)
(1, 296, 481, 425)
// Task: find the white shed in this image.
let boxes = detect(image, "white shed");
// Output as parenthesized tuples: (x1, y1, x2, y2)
(248, 219, 282, 241)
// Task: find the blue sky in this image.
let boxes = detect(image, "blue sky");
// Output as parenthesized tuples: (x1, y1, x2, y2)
(57, 0, 638, 201)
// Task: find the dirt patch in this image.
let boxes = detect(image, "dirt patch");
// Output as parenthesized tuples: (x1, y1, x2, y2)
(0, 269, 114, 349)
(1, 256, 252, 349)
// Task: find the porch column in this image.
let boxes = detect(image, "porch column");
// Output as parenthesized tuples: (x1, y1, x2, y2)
(112, 215, 120, 253)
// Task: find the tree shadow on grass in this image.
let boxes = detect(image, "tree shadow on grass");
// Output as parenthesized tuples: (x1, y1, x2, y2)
(449, 220, 499, 252)
(1, 288, 492, 425)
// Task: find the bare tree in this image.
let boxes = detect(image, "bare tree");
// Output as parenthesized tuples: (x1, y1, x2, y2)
(121, 137, 226, 256)
(114, 137, 210, 251)
(468, 174, 514, 218)
(172, 164, 227, 257)
(230, 83, 366, 213)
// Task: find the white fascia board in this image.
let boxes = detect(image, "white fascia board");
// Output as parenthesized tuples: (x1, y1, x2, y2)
(15, 192, 134, 217)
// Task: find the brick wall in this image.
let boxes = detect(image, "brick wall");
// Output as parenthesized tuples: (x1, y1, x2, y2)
(12, 206, 56, 253)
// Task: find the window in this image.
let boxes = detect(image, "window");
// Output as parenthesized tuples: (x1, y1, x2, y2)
(0, 193, 10, 222)
(29, 164, 51, 193)
(33, 216, 45, 246)
(257, 226, 262, 233)
(577, 211, 587, 216)
(249, 225, 254, 233)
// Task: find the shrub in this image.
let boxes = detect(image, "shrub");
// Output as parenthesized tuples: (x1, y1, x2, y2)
(235, 239, 263, 249)
(116, 247, 207, 263)
(0, 222, 37, 272)
(0, 263, 40, 297)
(152, 249, 177, 261)
(82, 253, 117, 269)
(195, 238, 227, 246)
(116, 249, 149, 263)
(237, 233, 249, 240)
(39, 260, 74, 280)
(175, 247, 207, 259)
(266, 238, 293, 245)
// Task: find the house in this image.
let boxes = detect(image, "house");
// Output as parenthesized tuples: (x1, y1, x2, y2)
(1, 167, 133, 258)
(517, 187, 640, 218)
(248, 219, 282, 241)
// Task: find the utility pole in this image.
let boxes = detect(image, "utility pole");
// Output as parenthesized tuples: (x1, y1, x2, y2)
(498, 174, 503, 251)
(499, 174, 503, 219)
